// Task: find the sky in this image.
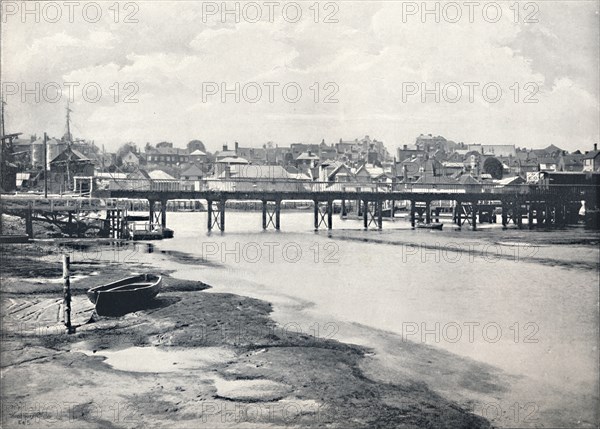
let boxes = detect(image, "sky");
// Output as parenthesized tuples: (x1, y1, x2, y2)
(1, 1, 599, 153)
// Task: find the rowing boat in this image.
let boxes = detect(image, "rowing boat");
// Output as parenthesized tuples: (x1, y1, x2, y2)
(416, 222, 444, 230)
(87, 274, 162, 316)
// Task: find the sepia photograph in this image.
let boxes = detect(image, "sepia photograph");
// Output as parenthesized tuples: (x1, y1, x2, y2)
(0, 1, 599, 428)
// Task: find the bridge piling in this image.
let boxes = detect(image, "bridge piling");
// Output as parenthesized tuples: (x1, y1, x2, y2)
(327, 200, 333, 230)
(410, 200, 416, 228)
(377, 201, 383, 230)
(262, 200, 268, 230)
(363, 200, 368, 230)
(161, 200, 167, 229)
(456, 201, 462, 230)
(471, 202, 477, 231)
(219, 199, 226, 231)
(275, 200, 281, 230)
(425, 201, 431, 224)
(207, 200, 213, 231)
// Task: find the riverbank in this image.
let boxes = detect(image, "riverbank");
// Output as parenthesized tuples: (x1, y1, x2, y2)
(0, 240, 490, 428)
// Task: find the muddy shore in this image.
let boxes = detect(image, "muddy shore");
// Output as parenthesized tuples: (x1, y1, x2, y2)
(1, 239, 490, 428)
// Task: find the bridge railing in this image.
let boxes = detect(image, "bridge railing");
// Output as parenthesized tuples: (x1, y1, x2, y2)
(101, 178, 598, 197)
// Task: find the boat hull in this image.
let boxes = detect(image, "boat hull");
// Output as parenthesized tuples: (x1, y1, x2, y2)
(416, 223, 444, 230)
(87, 274, 161, 316)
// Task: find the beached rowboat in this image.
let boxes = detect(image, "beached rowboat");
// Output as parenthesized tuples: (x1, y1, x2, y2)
(87, 274, 161, 316)
(416, 222, 444, 230)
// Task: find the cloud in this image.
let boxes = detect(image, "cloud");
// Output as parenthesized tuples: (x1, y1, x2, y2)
(1, 1, 597, 152)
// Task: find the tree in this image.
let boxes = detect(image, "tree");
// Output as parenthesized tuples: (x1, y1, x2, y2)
(483, 156, 503, 179)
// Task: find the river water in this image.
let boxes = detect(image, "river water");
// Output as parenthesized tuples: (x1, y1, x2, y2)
(114, 210, 599, 427)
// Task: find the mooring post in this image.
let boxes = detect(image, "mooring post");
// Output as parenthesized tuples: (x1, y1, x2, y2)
(363, 200, 369, 230)
(262, 200, 268, 230)
(25, 202, 34, 238)
(207, 200, 213, 231)
(275, 200, 281, 230)
(327, 200, 333, 230)
(63, 255, 75, 334)
(410, 200, 416, 228)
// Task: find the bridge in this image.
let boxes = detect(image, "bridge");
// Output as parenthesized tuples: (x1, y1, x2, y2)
(93, 177, 599, 231)
(2, 177, 597, 236)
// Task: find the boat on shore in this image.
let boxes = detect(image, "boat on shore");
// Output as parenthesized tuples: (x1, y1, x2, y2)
(0, 234, 30, 243)
(87, 274, 162, 316)
(416, 222, 444, 230)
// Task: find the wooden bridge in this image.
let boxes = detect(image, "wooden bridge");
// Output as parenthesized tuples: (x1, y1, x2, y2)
(93, 178, 599, 232)
(2, 177, 598, 235)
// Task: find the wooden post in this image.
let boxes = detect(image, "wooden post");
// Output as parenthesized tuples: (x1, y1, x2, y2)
(262, 200, 267, 230)
(327, 200, 333, 230)
(340, 199, 346, 218)
(207, 200, 213, 231)
(410, 200, 416, 228)
(275, 200, 281, 230)
(314, 200, 319, 230)
(161, 200, 167, 229)
(527, 203, 534, 229)
(219, 199, 226, 231)
(377, 201, 383, 230)
(148, 200, 155, 227)
(471, 202, 477, 231)
(43, 132, 48, 198)
(544, 203, 552, 228)
(425, 201, 431, 224)
(456, 201, 462, 230)
(363, 200, 368, 229)
(390, 199, 395, 220)
(63, 255, 75, 334)
(25, 202, 34, 238)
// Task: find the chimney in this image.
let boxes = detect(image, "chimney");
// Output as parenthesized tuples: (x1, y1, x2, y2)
(403, 144, 407, 150)
(235, 141, 239, 154)
(595, 143, 598, 151)
(223, 144, 228, 152)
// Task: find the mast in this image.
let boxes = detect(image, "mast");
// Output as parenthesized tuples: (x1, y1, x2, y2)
(1, 95, 6, 137)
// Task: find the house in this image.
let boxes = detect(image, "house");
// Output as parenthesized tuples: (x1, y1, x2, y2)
(397, 144, 426, 162)
(189, 149, 207, 164)
(122, 150, 140, 168)
(558, 153, 584, 172)
(214, 155, 249, 177)
(295, 151, 320, 169)
(480, 145, 516, 157)
(181, 164, 205, 180)
(538, 157, 558, 172)
(48, 146, 95, 191)
(146, 144, 189, 166)
(583, 144, 600, 172)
